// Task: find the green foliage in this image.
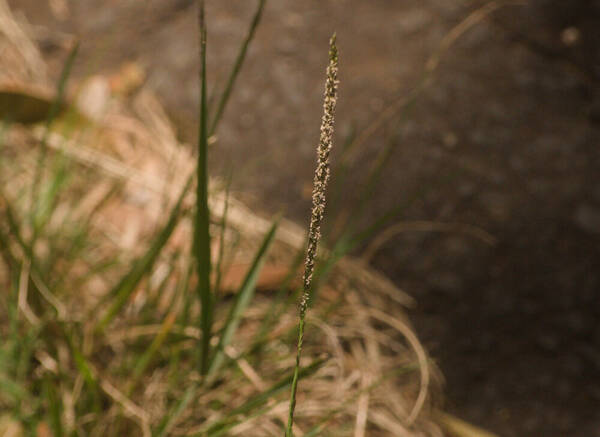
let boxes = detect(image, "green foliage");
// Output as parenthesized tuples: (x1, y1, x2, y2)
(0, 0, 435, 434)
(207, 218, 279, 381)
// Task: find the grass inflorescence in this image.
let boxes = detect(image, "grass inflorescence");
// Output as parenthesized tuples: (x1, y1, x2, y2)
(286, 33, 339, 437)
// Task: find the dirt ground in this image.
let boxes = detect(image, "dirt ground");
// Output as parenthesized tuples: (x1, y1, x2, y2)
(7, 1, 600, 436)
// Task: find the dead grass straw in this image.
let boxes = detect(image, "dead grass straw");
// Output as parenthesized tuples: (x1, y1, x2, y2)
(0, 8, 445, 436)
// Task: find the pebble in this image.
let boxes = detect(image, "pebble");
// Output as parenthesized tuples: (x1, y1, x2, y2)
(573, 203, 600, 234)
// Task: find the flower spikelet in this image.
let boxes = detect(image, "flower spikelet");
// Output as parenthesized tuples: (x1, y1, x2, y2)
(299, 34, 339, 317)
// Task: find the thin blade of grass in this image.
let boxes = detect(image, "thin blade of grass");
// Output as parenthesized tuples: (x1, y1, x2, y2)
(126, 311, 176, 396)
(303, 364, 419, 437)
(154, 384, 196, 437)
(43, 377, 64, 437)
(325, 125, 356, 227)
(208, 0, 266, 136)
(95, 175, 192, 334)
(200, 358, 326, 436)
(30, 41, 79, 223)
(168, 257, 194, 388)
(248, 242, 306, 356)
(195, 0, 212, 376)
(206, 217, 279, 380)
(33, 152, 70, 235)
(1, 190, 33, 260)
(0, 375, 28, 404)
(436, 411, 500, 437)
(351, 172, 456, 248)
(61, 323, 101, 413)
(0, 224, 17, 271)
(0, 118, 9, 168)
(213, 169, 233, 301)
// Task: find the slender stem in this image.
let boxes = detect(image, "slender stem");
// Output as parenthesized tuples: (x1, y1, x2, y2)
(30, 41, 79, 243)
(209, 0, 266, 136)
(285, 34, 339, 437)
(195, 0, 212, 376)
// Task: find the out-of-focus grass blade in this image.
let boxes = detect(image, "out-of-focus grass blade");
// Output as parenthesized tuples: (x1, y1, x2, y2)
(30, 41, 79, 219)
(350, 172, 456, 248)
(195, 0, 212, 376)
(0, 119, 9, 169)
(209, 0, 266, 136)
(200, 358, 326, 436)
(436, 411, 499, 437)
(168, 258, 193, 387)
(249, 242, 305, 355)
(326, 125, 356, 228)
(0, 224, 17, 271)
(44, 42, 79, 126)
(302, 234, 352, 309)
(61, 324, 101, 412)
(0, 88, 66, 124)
(206, 217, 279, 380)
(95, 175, 192, 334)
(33, 154, 69, 234)
(43, 377, 64, 437)
(153, 384, 196, 437)
(127, 312, 176, 396)
(303, 364, 418, 437)
(0, 375, 28, 404)
(213, 170, 232, 301)
(1, 190, 33, 259)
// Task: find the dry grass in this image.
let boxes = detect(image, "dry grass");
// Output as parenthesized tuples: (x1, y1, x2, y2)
(0, 5, 449, 436)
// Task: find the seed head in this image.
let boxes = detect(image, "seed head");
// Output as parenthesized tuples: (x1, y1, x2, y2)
(299, 34, 339, 317)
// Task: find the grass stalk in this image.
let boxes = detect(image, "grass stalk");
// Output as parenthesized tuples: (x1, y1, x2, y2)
(195, 0, 213, 376)
(209, 0, 266, 136)
(206, 217, 279, 381)
(213, 170, 232, 299)
(202, 358, 326, 437)
(285, 34, 339, 437)
(94, 175, 192, 334)
(29, 41, 79, 229)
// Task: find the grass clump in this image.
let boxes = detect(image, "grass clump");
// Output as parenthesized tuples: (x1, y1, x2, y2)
(0, 1, 444, 436)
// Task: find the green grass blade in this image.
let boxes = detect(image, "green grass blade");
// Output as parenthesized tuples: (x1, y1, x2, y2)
(127, 312, 176, 396)
(303, 365, 419, 437)
(351, 171, 456, 248)
(195, 0, 212, 376)
(1, 190, 33, 260)
(213, 170, 232, 301)
(61, 324, 101, 413)
(206, 217, 279, 380)
(153, 384, 196, 437)
(0, 375, 28, 404)
(95, 175, 192, 334)
(30, 41, 79, 221)
(326, 124, 356, 222)
(33, 153, 70, 234)
(209, 0, 266, 136)
(249, 243, 305, 355)
(43, 377, 64, 437)
(0, 223, 17, 272)
(200, 358, 325, 436)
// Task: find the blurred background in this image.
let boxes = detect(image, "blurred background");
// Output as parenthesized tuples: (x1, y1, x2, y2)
(6, 0, 600, 436)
